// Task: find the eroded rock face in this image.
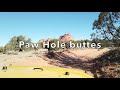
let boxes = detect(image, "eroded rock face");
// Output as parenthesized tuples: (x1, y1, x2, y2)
(39, 34, 74, 43)
(46, 38, 53, 42)
(39, 39, 45, 43)
(39, 38, 53, 43)
(59, 34, 74, 43)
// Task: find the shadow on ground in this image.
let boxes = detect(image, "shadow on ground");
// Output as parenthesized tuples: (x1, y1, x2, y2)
(45, 51, 94, 76)
(45, 49, 120, 78)
(91, 49, 120, 78)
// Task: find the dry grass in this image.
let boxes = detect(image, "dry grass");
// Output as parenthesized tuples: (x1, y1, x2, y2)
(67, 48, 110, 60)
(0, 49, 52, 69)
(0, 48, 110, 67)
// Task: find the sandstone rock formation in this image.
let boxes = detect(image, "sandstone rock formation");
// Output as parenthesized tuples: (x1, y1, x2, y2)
(39, 39, 45, 43)
(59, 34, 74, 42)
(46, 38, 53, 42)
(39, 38, 53, 43)
(39, 34, 74, 43)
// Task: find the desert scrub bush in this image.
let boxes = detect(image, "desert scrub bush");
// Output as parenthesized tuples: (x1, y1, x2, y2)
(32, 52, 39, 55)
(47, 39, 61, 52)
(7, 51, 18, 55)
(93, 49, 120, 78)
(0, 47, 4, 53)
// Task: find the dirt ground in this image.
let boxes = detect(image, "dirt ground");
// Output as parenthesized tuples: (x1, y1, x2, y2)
(0, 49, 53, 69)
(0, 48, 110, 73)
(63, 48, 110, 61)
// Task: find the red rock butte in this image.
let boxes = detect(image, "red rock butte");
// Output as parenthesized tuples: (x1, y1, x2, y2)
(39, 34, 74, 43)
(46, 38, 53, 42)
(59, 34, 74, 43)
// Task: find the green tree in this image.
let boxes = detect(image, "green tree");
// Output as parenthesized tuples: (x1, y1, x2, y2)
(47, 39, 61, 52)
(0, 47, 4, 53)
(25, 38, 32, 51)
(5, 35, 32, 52)
(17, 35, 26, 51)
(5, 36, 18, 51)
(93, 12, 120, 47)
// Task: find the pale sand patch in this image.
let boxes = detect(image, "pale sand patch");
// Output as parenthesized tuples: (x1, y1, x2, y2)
(0, 50, 52, 68)
(0, 48, 110, 68)
(63, 48, 110, 61)
(0, 48, 111, 77)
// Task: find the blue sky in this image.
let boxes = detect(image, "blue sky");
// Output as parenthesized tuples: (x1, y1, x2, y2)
(0, 12, 100, 46)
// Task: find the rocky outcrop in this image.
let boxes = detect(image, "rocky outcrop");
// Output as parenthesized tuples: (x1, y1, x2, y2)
(39, 34, 74, 43)
(59, 34, 74, 42)
(39, 39, 45, 43)
(46, 38, 53, 42)
(39, 38, 53, 43)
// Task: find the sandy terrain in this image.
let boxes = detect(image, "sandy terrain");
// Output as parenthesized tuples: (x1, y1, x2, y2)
(0, 49, 53, 69)
(0, 48, 110, 70)
(63, 48, 110, 61)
